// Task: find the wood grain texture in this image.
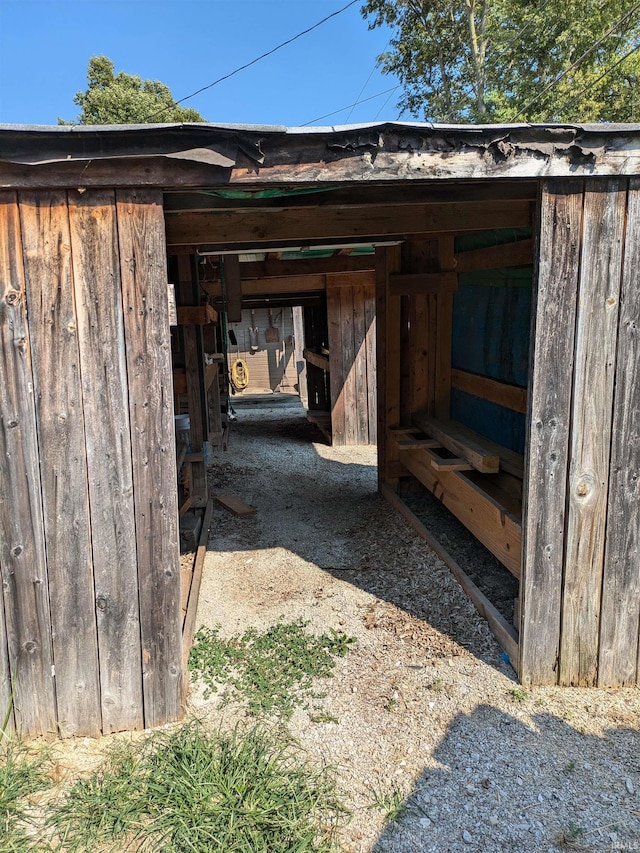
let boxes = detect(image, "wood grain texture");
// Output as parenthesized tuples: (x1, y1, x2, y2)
(176, 255, 207, 505)
(451, 369, 528, 414)
(0, 556, 13, 733)
(68, 189, 144, 733)
(326, 281, 345, 445)
(364, 283, 377, 445)
(520, 180, 584, 686)
(352, 283, 369, 445)
(598, 181, 640, 686)
(117, 189, 182, 727)
(0, 192, 56, 736)
(165, 200, 534, 246)
(397, 443, 522, 577)
(223, 254, 242, 323)
(20, 191, 101, 737)
(434, 237, 456, 420)
(339, 281, 357, 446)
(454, 238, 533, 272)
(560, 179, 626, 686)
(375, 248, 388, 487)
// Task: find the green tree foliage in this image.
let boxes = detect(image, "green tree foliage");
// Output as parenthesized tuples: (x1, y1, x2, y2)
(361, 0, 640, 123)
(59, 55, 206, 125)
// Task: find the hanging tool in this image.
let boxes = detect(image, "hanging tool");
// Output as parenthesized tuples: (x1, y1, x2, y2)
(249, 309, 259, 351)
(265, 307, 280, 343)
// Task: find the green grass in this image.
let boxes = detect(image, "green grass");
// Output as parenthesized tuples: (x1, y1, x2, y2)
(189, 620, 356, 717)
(0, 739, 51, 852)
(48, 720, 344, 853)
(368, 783, 408, 825)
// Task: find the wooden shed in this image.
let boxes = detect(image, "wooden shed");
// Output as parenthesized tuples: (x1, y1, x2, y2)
(1, 121, 639, 737)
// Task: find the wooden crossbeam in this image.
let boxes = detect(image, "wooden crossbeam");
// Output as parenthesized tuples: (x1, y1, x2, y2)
(455, 238, 533, 272)
(165, 200, 534, 246)
(413, 413, 500, 474)
(389, 272, 458, 296)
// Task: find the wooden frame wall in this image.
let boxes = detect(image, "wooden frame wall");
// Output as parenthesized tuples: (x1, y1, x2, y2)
(521, 178, 640, 688)
(0, 189, 181, 737)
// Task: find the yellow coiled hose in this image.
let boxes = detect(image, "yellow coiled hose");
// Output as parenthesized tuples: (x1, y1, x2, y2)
(230, 358, 249, 391)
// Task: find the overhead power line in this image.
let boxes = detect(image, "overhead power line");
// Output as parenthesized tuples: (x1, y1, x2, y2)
(301, 86, 400, 126)
(512, 0, 640, 120)
(143, 0, 360, 121)
(345, 39, 390, 124)
(554, 39, 640, 116)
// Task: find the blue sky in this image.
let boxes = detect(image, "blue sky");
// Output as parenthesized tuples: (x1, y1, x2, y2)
(0, 0, 401, 127)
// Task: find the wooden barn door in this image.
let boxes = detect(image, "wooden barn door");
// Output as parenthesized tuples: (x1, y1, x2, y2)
(0, 189, 181, 736)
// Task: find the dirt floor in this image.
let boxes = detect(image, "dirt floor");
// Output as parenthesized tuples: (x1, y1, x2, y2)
(190, 396, 640, 853)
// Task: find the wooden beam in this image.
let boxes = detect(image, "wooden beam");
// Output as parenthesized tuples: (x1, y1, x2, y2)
(413, 413, 524, 478)
(434, 236, 455, 420)
(303, 348, 330, 372)
(181, 500, 214, 684)
(382, 485, 520, 670)
(176, 304, 218, 325)
(451, 369, 528, 414)
(414, 414, 499, 474)
(395, 439, 522, 577)
(389, 272, 458, 295)
(237, 255, 374, 278)
(165, 200, 534, 246)
(455, 238, 533, 272)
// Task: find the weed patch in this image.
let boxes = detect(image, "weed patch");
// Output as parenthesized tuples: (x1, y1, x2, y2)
(0, 739, 51, 852)
(189, 619, 356, 717)
(48, 720, 344, 852)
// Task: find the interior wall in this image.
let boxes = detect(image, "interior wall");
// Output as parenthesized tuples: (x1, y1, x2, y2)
(0, 189, 181, 737)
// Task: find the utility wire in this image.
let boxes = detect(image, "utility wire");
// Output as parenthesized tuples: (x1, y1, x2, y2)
(512, 0, 640, 120)
(373, 87, 398, 120)
(345, 39, 390, 123)
(301, 86, 400, 126)
(143, 0, 360, 121)
(553, 39, 640, 116)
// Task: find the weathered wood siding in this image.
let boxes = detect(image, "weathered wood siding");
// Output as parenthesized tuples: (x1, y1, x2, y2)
(327, 274, 377, 446)
(521, 178, 640, 687)
(0, 189, 181, 736)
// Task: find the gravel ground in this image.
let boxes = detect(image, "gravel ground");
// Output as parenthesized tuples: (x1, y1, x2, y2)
(190, 397, 640, 853)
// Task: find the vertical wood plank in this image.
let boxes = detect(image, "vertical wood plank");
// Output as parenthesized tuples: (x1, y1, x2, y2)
(598, 180, 640, 686)
(0, 192, 56, 736)
(364, 283, 377, 445)
(0, 562, 13, 734)
(434, 236, 455, 420)
(375, 246, 402, 486)
(409, 294, 430, 416)
(327, 281, 345, 445)
(560, 178, 626, 686)
(520, 180, 584, 686)
(352, 283, 369, 445)
(68, 189, 144, 733)
(20, 191, 102, 736)
(399, 295, 412, 426)
(117, 189, 182, 726)
(340, 282, 357, 445)
(177, 255, 207, 504)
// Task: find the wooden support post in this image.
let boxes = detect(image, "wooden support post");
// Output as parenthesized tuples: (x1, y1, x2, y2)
(223, 254, 242, 323)
(375, 245, 402, 489)
(560, 179, 626, 686)
(435, 235, 455, 420)
(520, 180, 584, 686)
(176, 255, 208, 507)
(598, 179, 640, 687)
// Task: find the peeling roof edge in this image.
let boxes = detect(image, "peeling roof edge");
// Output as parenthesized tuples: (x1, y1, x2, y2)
(2, 120, 640, 136)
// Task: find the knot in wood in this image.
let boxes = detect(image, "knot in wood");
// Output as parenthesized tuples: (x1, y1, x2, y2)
(5, 290, 20, 306)
(96, 594, 108, 612)
(577, 481, 590, 497)
(23, 640, 37, 654)
(11, 545, 22, 557)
